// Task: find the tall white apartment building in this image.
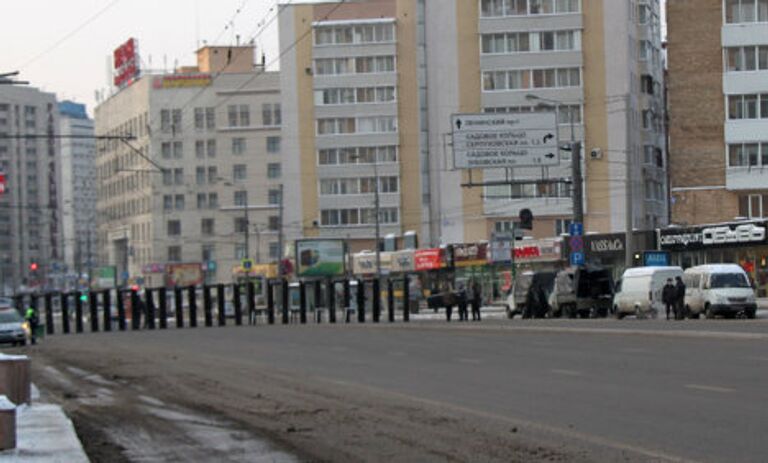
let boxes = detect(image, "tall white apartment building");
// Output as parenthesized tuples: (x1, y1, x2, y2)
(59, 101, 97, 287)
(95, 45, 283, 286)
(0, 85, 63, 292)
(280, 0, 668, 248)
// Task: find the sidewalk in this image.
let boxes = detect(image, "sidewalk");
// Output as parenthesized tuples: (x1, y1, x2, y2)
(0, 386, 89, 463)
(759, 298, 768, 310)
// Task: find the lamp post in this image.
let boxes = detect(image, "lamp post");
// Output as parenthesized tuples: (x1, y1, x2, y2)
(525, 94, 584, 226)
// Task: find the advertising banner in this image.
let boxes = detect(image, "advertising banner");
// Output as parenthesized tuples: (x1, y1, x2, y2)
(390, 250, 415, 273)
(296, 240, 346, 277)
(414, 248, 445, 271)
(453, 243, 489, 268)
(113, 38, 139, 88)
(166, 263, 204, 287)
(141, 263, 166, 274)
(352, 252, 392, 275)
(658, 221, 768, 251)
(94, 266, 117, 289)
(153, 74, 212, 89)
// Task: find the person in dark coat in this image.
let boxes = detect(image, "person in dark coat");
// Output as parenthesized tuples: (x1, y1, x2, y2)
(457, 284, 469, 321)
(662, 278, 676, 320)
(471, 280, 482, 321)
(675, 276, 686, 320)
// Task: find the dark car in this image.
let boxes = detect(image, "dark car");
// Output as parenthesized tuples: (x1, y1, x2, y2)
(0, 310, 29, 346)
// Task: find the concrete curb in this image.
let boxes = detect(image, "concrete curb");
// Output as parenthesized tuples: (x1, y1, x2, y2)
(0, 386, 89, 463)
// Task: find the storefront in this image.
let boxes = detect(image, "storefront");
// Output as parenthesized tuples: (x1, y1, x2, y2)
(658, 221, 768, 296)
(453, 243, 494, 300)
(563, 231, 655, 279)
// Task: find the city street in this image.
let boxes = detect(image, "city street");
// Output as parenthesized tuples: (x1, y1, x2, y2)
(26, 318, 768, 462)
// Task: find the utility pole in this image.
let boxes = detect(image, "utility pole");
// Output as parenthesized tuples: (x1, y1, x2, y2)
(277, 184, 284, 270)
(244, 197, 250, 261)
(373, 159, 381, 280)
(624, 94, 634, 268)
(86, 230, 93, 290)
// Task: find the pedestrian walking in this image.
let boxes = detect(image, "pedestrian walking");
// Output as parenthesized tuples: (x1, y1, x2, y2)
(24, 306, 39, 345)
(471, 280, 483, 321)
(662, 278, 676, 320)
(675, 276, 686, 320)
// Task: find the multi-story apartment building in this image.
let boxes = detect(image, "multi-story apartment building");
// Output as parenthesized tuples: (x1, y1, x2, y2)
(280, 0, 668, 249)
(0, 85, 63, 292)
(668, 0, 768, 225)
(95, 45, 283, 287)
(59, 101, 97, 288)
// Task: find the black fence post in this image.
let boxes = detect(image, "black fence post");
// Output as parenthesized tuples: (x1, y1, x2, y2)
(203, 286, 213, 327)
(130, 290, 141, 330)
(158, 288, 168, 329)
(116, 290, 127, 331)
(74, 291, 84, 333)
(30, 293, 38, 315)
(343, 280, 351, 310)
(88, 291, 99, 332)
(233, 283, 243, 326)
(403, 275, 410, 322)
(217, 284, 226, 327)
(267, 281, 276, 325)
(44, 293, 54, 335)
(281, 279, 289, 324)
(246, 281, 255, 325)
(175, 287, 184, 328)
(188, 286, 198, 328)
(103, 290, 112, 332)
(327, 279, 336, 324)
(387, 279, 395, 322)
(372, 279, 381, 323)
(145, 289, 156, 330)
(61, 293, 71, 334)
(299, 281, 307, 324)
(357, 280, 366, 323)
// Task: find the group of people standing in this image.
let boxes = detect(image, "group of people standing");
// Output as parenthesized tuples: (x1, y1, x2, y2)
(662, 276, 686, 320)
(442, 280, 483, 322)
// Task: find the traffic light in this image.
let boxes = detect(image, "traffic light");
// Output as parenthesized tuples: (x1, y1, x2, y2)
(79, 293, 89, 303)
(29, 262, 38, 272)
(519, 208, 534, 230)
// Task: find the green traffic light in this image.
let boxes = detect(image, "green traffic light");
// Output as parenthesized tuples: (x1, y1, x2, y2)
(80, 294, 88, 302)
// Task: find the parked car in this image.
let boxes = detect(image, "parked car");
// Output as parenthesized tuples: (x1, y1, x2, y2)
(613, 266, 684, 319)
(683, 264, 757, 319)
(549, 266, 614, 318)
(0, 309, 29, 346)
(0, 297, 14, 311)
(505, 271, 557, 319)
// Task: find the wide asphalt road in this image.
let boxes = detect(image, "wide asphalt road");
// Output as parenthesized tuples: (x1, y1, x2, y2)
(32, 319, 768, 462)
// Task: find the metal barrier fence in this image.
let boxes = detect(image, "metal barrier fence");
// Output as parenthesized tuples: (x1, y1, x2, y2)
(11, 276, 415, 336)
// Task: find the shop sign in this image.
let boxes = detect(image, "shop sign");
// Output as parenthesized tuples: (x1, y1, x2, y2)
(453, 243, 488, 267)
(153, 73, 212, 89)
(352, 252, 392, 275)
(232, 263, 277, 278)
(586, 235, 626, 255)
(643, 251, 670, 267)
(95, 266, 117, 289)
(659, 222, 768, 250)
(141, 263, 166, 274)
(391, 250, 415, 273)
(414, 248, 445, 271)
(516, 239, 563, 262)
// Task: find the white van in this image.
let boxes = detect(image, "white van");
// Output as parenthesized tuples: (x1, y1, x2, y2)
(613, 266, 684, 319)
(683, 265, 757, 319)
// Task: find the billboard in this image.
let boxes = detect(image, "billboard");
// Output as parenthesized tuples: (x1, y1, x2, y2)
(295, 240, 346, 277)
(452, 243, 489, 267)
(152, 74, 212, 89)
(414, 248, 446, 272)
(352, 252, 392, 275)
(113, 38, 140, 88)
(451, 112, 559, 169)
(390, 250, 415, 273)
(166, 263, 204, 287)
(94, 266, 117, 289)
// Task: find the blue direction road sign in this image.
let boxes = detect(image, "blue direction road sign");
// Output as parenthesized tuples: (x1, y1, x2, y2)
(643, 251, 670, 267)
(570, 251, 585, 266)
(569, 222, 584, 236)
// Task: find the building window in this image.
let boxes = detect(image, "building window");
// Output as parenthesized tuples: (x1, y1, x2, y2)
(483, 67, 581, 91)
(319, 207, 399, 227)
(208, 166, 218, 183)
(314, 23, 395, 46)
(314, 56, 396, 76)
(268, 216, 280, 231)
(161, 142, 172, 159)
(262, 103, 280, 126)
(728, 142, 768, 167)
(234, 244, 247, 260)
(481, 0, 579, 17)
(269, 242, 280, 260)
(728, 93, 768, 119)
(194, 107, 204, 130)
(234, 190, 248, 207)
(268, 188, 281, 205)
(201, 218, 215, 236)
(266, 136, 281, 153)
(163, 195, 173, 211)
(168, 246, 182, 262)
(267, 163, 281, 179)
(160, 109, 171, 132)
(233, 164, 247, 181)
(205, 107, 216, 129)
(173, 168, 184, 185)
(197, 193, 207, 209)
(208, 192, 218, 209)
(202, 245, 215, 262)
(196, 166, 206, 185)
(726, 0, 768, 23)
(234, 217, 248, 233)
(555, 218, 573, 236)
(739, 194, 768, 218)
(195, 140, 205, 159)
(173, 141, 183, 159)
(232, 137, 246, 155)
(175, 194, 185, 210)
(167, 220, 181, 236)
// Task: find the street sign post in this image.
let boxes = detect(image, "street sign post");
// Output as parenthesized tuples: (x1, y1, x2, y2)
(569, 222, 584, 267)
(451, 112, 559, 169)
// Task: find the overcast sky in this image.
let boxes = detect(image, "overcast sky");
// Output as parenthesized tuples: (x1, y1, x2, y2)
(2, 0, 292, 114)
(2, 0, 666, 116)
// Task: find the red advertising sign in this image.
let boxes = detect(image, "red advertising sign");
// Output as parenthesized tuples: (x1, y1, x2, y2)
(453, 243, 488, 268)
(165, 263, 204, 287)
(514, 245, 542, 259)
(414, 248, 444, 271)
(113, 38, 139, 88)
(0, 172, 6, 196)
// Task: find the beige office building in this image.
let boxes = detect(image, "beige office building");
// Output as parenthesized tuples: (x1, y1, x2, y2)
(95, 45, 283, 286)
(280, 0, 667, 248)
